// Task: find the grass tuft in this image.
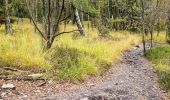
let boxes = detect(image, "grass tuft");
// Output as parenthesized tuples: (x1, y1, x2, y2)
(50, 46, 98, 82)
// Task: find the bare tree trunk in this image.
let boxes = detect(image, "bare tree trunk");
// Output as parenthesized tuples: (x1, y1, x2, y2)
(87, 14, 90, 30)
(142, 22, 146, 54)
(107, 0, 110, 19)
(80, 5, 84, 27)
(157, 19, 160, 36)
(91, 18, 94, 31)
(73, 6, 85, 36)
(46, 0, 52, 49)
(33, 0, 38, 32)
(5, 0, 13, 34)
(27, 0, 81, 50)
(150, 29, 153, 48)
(140, 0, 146, 55)
(64, 20, 67, 31)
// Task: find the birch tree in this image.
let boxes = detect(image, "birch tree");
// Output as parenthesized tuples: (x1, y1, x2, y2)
(4, 0, 13, 34)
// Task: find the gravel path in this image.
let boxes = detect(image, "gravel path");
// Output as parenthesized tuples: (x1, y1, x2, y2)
(0, 43, 168, 100)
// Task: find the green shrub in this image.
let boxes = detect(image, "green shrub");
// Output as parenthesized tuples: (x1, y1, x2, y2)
(160, 71, 170, 90)
(98, 25, 110, 36)
(129, 27, 140, 33)
(146, 46, 170, 65)
(50, 46, 98, 82)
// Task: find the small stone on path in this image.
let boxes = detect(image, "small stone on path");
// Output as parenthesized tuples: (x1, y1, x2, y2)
(28, 73, 43, 79)
(79, 97, 89, 100)
(1, 83, 16, 90)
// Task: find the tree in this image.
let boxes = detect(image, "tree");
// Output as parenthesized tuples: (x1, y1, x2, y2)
(72, 5, 85, 35)
(4, 0, 13, 34)
(138, 0, 147, 54)
(26, 0, 84, 49)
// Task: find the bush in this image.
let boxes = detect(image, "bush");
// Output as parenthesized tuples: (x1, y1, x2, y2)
(129, 27, 140, 33)
(146, 46, 170, 64)
(98, 25, 110, 36)
(50, 46, 98, 82)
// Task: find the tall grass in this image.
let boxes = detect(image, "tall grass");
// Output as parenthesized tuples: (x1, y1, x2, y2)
(146, 46, 170, 95)
(0, 20, 51, 71)
(49, 24, 141, 81)
(0, 20, 141, 81)
(146, 31, 168, 43)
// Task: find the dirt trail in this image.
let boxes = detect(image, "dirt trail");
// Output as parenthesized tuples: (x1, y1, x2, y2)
(0, 43, 168, 100)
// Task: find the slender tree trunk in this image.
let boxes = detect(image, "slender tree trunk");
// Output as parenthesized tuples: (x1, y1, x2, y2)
(107, 0, 110, 19)
(150, 29, 153, 48)
(157, 19, 160, 36)
(80, 5, 84, 27)
(33, 0, 38, 32)
(64, 20, 67, 31)
(46, 0, 52, 49)
(142, 22, 146, 54)
(87, 14, 90, 30)
(141, 0, 146, 55)
(4, 0, 13, 34)
(91, 18, 94, 31)
(73, 6, 85, 36)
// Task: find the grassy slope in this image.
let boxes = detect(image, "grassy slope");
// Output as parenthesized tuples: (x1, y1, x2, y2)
(146, 45, 170, 95)
(0, 20, 141, 81)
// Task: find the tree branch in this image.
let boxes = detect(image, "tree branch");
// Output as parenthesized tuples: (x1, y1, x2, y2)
(60, 13, 71, 22)
(53, 0, 65, 35)
(50, 29, 79, 45)
(25, 0, 47, 40)
(58, 30, 79, 35)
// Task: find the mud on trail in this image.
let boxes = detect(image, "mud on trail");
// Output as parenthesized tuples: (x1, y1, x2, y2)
(0, 43, 168, 100)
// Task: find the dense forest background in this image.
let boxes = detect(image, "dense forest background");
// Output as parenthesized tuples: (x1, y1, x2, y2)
(1, 0, 170, 43)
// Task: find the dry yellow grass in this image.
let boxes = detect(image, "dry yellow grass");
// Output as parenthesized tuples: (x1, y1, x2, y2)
(0, 19, 141, 80)
(0, 19, 51, 71)
(146, 31, 167, 43)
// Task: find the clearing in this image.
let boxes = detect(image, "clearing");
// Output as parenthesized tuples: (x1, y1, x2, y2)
(0, 43, 168, 100)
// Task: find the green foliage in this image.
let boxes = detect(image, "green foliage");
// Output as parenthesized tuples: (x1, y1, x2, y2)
(50, 46, 98, 82)
(146, 46, 170, 92)
(72, 0, 100, 15)
(159, 71, 170, 91)
(98, 25, 110, 36)
(13, 0, 29, 18)
(146, 46, 170, 64)
(129, 27, 141, 32)
(110, 18, 125, 23)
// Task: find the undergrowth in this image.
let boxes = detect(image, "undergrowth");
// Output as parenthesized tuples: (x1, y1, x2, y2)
(0, 20, 51, 72)
(146, 45, 170, 95)
(0, 19, 141, 81)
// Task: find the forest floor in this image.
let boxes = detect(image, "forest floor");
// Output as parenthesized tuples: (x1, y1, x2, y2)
(0, 42, 168, 100)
